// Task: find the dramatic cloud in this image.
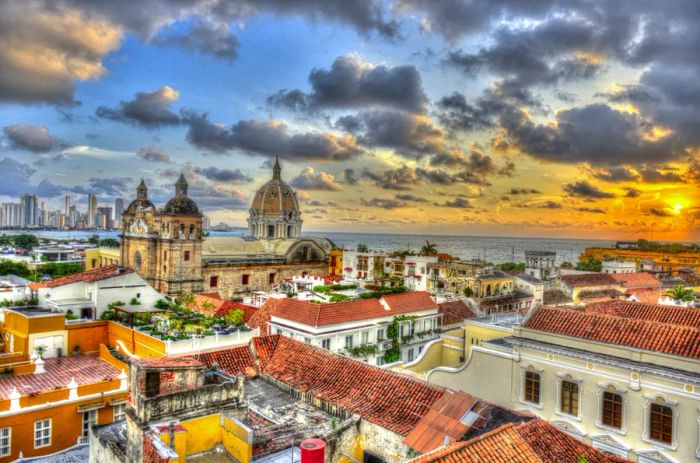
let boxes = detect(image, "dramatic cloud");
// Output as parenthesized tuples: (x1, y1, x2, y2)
(0, 158, 37, 195)
(269, 54, 427, 113)
(438, 198, 475, 209)
(152, 19, 238, 60)
(0, 1, 122, 104)
(362, 165, 419, 190)
(563, 181, 615, 199)
(289, 167, 342, 191)
(576, 207, 606, 214)
(591, 166, 640, 182)
(395, 193, 428, 203)
(192, 166, 252, 183)
(514, 200, 563, 209)
(3, 124, 69, 153)
(638, 166, 684, 183)
(624, 188, 642, 198)
(343, 168, 358, 185)
(70, 177, 132, 196)
(360, 197, 408, 209)
(183, 112, 363, 161)
(507, 188, 541, 195)
(97, 86, 181, 127)
(137, 146, 171, 163)
(649, 207, 673, 217)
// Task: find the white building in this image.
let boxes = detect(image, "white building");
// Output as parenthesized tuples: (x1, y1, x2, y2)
(0, 274, 31, 303)
(602, 260, 637, 274)
(514, 274, 545, 305)
(524, 250, 558, 280)
(31, 265, 163, 319)
(268, 291, 443, 365)
(341, 249, 437, 291)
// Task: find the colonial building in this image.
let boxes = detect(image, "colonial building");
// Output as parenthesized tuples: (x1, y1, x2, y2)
(121, 161, 334, 297)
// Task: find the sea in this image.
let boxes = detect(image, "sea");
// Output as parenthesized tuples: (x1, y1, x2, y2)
(12, 230, 616, 265)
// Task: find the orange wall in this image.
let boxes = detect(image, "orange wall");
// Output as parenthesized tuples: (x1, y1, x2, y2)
(27, 315, 65, 334)
(67, 321, 108, 353)
(107, 321, 165, 358)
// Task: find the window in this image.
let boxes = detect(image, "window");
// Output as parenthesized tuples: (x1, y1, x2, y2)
(321, 339, 331, 350)
(82, 410, 98, 437)
(602, 391, 624, 429)
(268, 272, 276, 284)
(363, 450, 386, 463)
(113, 403, 126, 422)
(145, 371, 160, 398)
(163, 250, 167, 260)
(209, 276, 219, 288)
(649, 403, 673, 444)
(377, 328, 385, 341)
(183, 250, 190, 261)
(34, 419, 51, 448)
(361, 331, 369, 344)
(524, 371, 541, 404)
(242, 274, 250, 285)
(560, 381, 579, 416)
(344, 335, 353, 349)
(407, 348, 415, 362)
(0, 427, 10, 457)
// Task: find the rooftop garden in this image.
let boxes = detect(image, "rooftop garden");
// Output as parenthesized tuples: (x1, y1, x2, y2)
(101, 293, 250, 341)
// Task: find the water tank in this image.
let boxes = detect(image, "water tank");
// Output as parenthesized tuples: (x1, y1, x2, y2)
(300, 438, 325, 463)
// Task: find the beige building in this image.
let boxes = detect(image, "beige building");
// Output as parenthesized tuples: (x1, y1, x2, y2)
(423, 300, 700, 463)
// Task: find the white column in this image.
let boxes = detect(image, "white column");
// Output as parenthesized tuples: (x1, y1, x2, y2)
(9, 388, 21, 411)
(68, 377, 79, 400)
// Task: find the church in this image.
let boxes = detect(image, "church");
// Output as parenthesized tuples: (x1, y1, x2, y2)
(120, 158, 334, 297)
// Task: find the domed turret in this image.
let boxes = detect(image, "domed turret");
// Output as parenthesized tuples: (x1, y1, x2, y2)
(163, 174, 201, 216)
(248, 157, 302, 239)
(125, 179, 156, 214)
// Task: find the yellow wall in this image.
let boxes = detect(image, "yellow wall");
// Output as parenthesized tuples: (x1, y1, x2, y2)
(85, 248, 121, 271)
(328, 248, 343, 276)
(581, 247, 700, 274)
(107, 321, 166, 358)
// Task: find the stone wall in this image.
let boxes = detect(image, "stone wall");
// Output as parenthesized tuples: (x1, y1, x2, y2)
(328, 420, 411, 463)
(203, 261, 328, 297)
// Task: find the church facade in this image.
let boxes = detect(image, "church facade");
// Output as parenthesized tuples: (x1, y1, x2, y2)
(121, 159, 333, 297)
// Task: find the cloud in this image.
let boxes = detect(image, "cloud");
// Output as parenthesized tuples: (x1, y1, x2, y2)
(591, 166, 640, 182)
(183, 112, 364, 161)
(563, 181, 615, 199)
(192, 166, 252, 183)
(0, 158, 36, 195)
(638, 166, 684, 183)
(96, 86, 181, 127)
(362, 165, 418, 190)
(3, 124, 70, 153)
(624, 187, 642, 198)
(649, 207, 673, 217)
(360, 197, 408, 209)
(343, 168, 358, 185)
(514, 200, 563, 209)
(0, 1, 123, 104)
(507, 188, 541, 195)
(137, 146, 171, 163)
(395, 193, 428, 203)
(437, 198, 475, 209)
(289, 167, 342, 191)
(268, 54, 427, 113)
(576, 207, 607, 214)
(152, 18, 238, 60)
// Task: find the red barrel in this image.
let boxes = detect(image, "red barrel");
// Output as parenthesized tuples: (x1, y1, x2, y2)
(300, 438, 325, 463)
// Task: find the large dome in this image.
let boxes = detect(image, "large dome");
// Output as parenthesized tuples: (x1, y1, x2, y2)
(251, 178, 299, 213)
(162, 174, 201, 216)
(125, 179, 156, 214)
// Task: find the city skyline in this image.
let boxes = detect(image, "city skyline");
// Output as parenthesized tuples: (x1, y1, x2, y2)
(0, 1, 698, 240)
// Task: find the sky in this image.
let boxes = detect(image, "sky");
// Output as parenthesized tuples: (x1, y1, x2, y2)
(0, 0, 698, 241)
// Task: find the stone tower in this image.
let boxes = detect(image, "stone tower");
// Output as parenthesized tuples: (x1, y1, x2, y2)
(248, 157, 302, 239)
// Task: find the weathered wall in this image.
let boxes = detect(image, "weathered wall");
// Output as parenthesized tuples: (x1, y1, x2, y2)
(203, 262, 327, 298)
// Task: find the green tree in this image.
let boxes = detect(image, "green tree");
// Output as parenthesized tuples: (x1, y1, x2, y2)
(224, 308, 245, 326)
(13, 234, 39, 251)
(100, 238, 120, 248)
(0, 259, 31, 278)
(463, 287, 474, 297)
(666, 284, 695, 302)
(356, 243, 369, 252)
(40, 262, 83, 278)
(499, 262, 525, 271)
(560, 261, 574, 268)
(419, 240, 437, 256)
(575, 258, 602, 272)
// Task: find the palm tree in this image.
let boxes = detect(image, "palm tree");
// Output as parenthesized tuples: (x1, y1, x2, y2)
(666, 284, 695, 302)
(419, 241, 437, 256)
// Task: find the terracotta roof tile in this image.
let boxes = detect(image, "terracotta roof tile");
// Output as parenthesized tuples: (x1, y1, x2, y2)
(271, 291, 437, 327)
(625, 287, 663, 304)
(438, 301, 476, 326)
(197, 345, 257, 378)
(561, 273, 618, 288)
(408, 419, 630, 463)
(191, 294, 258, 324)
(609, 272, 662, 289)
(247, 299, 278, 336)
(30, 265, 133, 289)
(526, 302, 700, 359)
(134, 357, 204, 369)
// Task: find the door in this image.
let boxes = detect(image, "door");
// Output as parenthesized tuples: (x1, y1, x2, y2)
(32, 335, 64, 358)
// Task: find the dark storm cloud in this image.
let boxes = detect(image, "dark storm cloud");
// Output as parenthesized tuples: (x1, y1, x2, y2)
(591, 166, 639, 182)
(638, 166, 684, 183)
(435, 91, 506, 132)
(362, 166, 418, 190)
(649, 208, 673, 217)
(343, 168, 358, 185)
(192, 166, 252, 183)
(563, 181, 615, 199)
(3, 124, 70, 153)
(137, 146, 171, 163)
(624, 187, 641, 198)
(152, 19, 239, 60)
(268, 55, 427, 113)
(182, 111, 363, 161)
(501, 104, 675, 166)
(96, 87, 181, 127)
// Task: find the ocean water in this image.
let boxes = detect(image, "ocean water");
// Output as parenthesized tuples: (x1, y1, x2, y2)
(19, 229, 614, 265)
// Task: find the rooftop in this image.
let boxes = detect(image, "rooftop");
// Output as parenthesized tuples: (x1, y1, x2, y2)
(0, 353, 121, 398)
(29, 265, 133, 290)
(271, 291, 437, 327)
(191, 293, 258, 322)
(609, 272, 662, 288)
(525, 302, 700, 359)
(407, 418, 629, 463)
(561, 273, 618, 288)
(438, 300, 476, 326)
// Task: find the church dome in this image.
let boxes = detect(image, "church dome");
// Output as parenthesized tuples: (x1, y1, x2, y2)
(125, 179, 156, 214)
(162, 174, 201, 216)
(250, 157, 300, 214)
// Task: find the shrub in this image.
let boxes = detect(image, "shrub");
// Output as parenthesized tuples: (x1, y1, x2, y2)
(129, 297, 141, 305)
(100, 310, 116, 320)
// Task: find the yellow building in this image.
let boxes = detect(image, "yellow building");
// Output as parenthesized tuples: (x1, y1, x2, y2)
(581, 245, 700, 275)
(328, 248, 343, 277)
(84, 247, 121, 270)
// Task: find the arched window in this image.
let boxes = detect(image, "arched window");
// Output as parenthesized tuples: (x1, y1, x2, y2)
(179, 224, 185, 237)
(134, 251, 142, 270)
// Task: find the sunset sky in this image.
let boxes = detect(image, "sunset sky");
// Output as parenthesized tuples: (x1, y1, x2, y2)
(0, 0, 698, 240)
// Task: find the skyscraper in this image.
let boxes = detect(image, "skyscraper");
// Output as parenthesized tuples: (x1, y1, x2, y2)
(87, 194, 97, 228)
(97, 206, 113, 229)
(20, 194, 38, 228)
(114, 197, 124, 223)
(65, 194, 71, 216)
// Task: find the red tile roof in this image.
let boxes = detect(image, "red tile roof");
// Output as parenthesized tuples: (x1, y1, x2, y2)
(197, 345, 257, 378)
(561, 273, 618, 288)
(625, 287, 663, 304)
(191, 294, 258, 324)
(30, 265, 133, 289)
(251, 335, 445, 436)
(247, 298, 278, 336)
(134, 357, 204, 369)
(577, 289, 623, 300)
(610, 272, 662, 289)
(526, 303, 700, 359)
(409, 419, 630, 463)
(0, 353, 121, 398)
(271, 291, 437, 327)
(438, 301, 476, 326)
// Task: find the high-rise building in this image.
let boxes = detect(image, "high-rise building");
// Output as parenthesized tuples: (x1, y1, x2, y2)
(202, 215, 211, 231)
(97, 206, 113, 229)
(20, 194, 38, 228)
(65, 194, 71, 216)
(2, 203, 22, 228)
(87, 194, 97, 228)
(114, 197, 124, 224)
